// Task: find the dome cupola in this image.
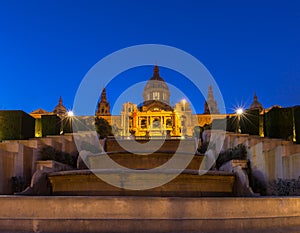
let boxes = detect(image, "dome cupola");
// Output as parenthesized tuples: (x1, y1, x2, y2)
(250, 92, 263, 111)
(142, 66, 170, 105)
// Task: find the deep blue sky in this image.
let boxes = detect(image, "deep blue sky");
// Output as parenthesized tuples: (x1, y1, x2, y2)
(0, 0, 299, 114)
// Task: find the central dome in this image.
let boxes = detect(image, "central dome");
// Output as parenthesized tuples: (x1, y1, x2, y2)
(142, 66, 170, 105)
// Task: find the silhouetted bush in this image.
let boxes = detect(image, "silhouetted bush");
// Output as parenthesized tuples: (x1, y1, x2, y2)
(95, 117, 113, 139)
(40, 146, 78, 168)
(268, 177, 300, 196)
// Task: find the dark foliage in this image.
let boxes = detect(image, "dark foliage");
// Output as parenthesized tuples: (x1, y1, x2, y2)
(0, 111, 35, 141)
(240, 109, 260, 135)
(41, 115, 61, 136)
(39, 146, 78, 168)
(268, 177, 300, 196)
(94, 117, 113, 139)
(264, 107, 293, 141)
(294, 106, 300, 144)
(226, 116, 237, 132)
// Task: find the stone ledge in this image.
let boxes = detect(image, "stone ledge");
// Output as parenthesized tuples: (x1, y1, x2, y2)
(0, 196, 300, 232)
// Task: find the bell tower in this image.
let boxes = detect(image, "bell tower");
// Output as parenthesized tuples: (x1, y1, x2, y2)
(204, 85, 220, 114)
(96, 88, 111, 116)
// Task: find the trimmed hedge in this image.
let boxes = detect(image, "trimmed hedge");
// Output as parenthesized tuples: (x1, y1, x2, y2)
(264, 107, 293, 140)
(0, 110, 35, 141)
(226, 116, 237, 132)
(211, 118, 227, 131)
(41, 115, 61, 137)
(240, 109, 260, 135)
(294, 106, 300, 144)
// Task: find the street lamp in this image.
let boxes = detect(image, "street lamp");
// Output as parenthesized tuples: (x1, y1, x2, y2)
(181, 99, 187, 137)
(181, 99, 186, 111)
(67, 111, 74, 117)
(236, 108, 244, 133)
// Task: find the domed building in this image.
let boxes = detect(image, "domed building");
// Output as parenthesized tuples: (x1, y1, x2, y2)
(101, 66, 225, 138)
(250, 93, 263, 112)
(142, 66, 170, 106)
(120, 66, 182, 137)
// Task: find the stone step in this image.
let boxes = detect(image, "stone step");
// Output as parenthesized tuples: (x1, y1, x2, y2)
(48, 169, 235, 197)
(1, 196, 300, 233)
(105, 138, 196, 153)
(87, 152, 204, 170)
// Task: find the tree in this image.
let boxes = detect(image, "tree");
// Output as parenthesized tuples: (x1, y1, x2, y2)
(94, 117, 113, 139)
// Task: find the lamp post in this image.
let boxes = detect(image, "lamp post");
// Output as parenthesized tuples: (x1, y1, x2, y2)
(236, 108, 244, 133)
(181, 99, 187, 137)
(61, 111, 74, 134)
(67, 111, 74, 117)
(182, 99, 186, 112)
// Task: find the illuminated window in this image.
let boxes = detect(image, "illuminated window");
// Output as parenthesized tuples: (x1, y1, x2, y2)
(153, 92, 160, 100)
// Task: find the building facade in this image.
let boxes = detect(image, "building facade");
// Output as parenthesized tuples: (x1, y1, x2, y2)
(95, 66, 226, 138)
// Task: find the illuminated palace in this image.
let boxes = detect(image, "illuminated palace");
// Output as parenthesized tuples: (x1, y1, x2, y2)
(29, 66, 264, 138)
(95, 66, 231, 137)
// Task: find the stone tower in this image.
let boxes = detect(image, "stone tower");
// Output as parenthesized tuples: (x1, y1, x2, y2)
(96, 88, 111, 116)
(53, 96, 67, 117)
(204, 85, 220, 114)
(142, 66, 170, 105)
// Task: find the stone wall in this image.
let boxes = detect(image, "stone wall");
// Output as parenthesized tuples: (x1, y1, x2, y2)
(0, 135, 77, 194)
(0, 196, 300, 233)
(220, 132, 300, 182)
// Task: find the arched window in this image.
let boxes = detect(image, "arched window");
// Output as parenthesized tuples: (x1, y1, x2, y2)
(153, 92, 160, 100)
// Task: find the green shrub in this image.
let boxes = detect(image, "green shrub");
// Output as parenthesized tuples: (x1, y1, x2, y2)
(0, 110, 35, 141)
(41, 115, 61, 136)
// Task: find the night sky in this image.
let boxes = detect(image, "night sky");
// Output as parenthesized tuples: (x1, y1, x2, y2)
(0, 1, 299, 115)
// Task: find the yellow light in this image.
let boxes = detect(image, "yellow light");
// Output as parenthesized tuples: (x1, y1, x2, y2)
(67, 111, 74, 117)
(236, 108, 244, 115)
(181, 99, 186, 104)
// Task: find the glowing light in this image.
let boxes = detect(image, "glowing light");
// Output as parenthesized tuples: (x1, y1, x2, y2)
(236, 108, 244, 115)
(181, 99, 187, 104)
(67, 111, 74, 117)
